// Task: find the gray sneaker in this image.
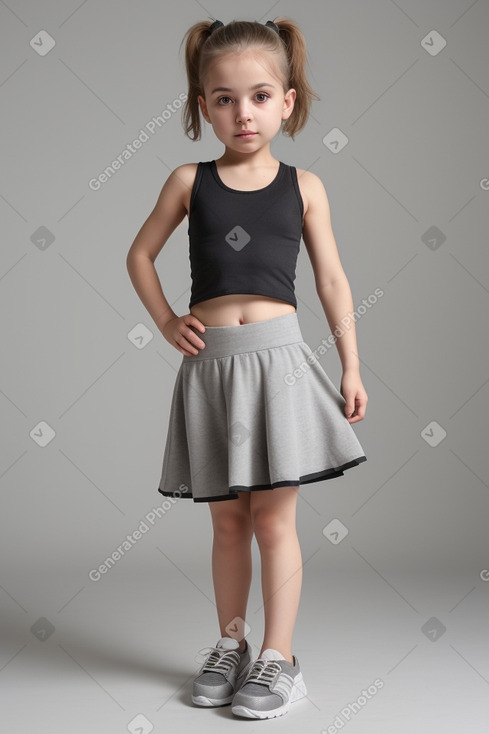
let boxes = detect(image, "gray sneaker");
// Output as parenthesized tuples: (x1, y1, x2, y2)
(192, 636, 253, 706)
(231, 647, 307, 718)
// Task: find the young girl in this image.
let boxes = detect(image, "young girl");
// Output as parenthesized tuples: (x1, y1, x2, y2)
(126, 17, 368, 720)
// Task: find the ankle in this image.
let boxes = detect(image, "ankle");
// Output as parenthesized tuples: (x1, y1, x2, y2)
(259, 648, 293, 664)
(220, 635, 247, 654)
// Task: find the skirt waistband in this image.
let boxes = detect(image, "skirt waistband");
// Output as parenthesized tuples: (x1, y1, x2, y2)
(183, 312, 303, 361)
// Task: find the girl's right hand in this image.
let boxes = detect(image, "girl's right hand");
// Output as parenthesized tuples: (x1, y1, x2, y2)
(161, 314, 206, 356)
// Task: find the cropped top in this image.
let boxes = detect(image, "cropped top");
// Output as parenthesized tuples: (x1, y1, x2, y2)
(187, 160, 304, 310)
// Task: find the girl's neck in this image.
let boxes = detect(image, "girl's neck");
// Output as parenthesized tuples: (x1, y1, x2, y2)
(216, 147, 277, 169)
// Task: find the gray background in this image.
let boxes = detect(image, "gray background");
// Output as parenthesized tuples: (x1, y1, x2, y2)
(1, 0, 488, 732)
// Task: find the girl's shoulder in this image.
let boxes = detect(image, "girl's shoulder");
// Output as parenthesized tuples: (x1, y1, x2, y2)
(294, 168, 328, 221)
(173, 162, 200, 188)
(171, 162, 200, 216)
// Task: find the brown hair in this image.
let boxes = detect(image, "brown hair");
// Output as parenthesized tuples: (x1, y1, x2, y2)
(180, 18, 320, 141)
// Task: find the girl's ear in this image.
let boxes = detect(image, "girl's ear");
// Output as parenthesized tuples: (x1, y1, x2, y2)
(198, 94, 211, 123)
(282, 88, 296, 120)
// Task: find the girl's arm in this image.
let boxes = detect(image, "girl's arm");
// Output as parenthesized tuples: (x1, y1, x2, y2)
(126, 168, 188, 331)
(126, 167, 207, 356)
(301, 171, 368, 422)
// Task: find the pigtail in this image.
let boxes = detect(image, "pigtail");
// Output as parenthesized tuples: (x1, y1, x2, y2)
(272, 17, 320, 138)
(180, 21, 214, 141)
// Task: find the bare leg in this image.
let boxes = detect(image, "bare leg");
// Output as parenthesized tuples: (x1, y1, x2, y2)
(250, 486, 302, 664)
(208, 492, 253, 653)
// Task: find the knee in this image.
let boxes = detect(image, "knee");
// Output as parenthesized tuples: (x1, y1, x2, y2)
(212, 511, 253, 545)
(251, 509, 289, 548)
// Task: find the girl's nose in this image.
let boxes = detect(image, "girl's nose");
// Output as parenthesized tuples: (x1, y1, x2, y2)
(236, 102, 252, 123)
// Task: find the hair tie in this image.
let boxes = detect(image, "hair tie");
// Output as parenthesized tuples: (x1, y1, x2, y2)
(265, 20, 280, 34)
(208, 19, 224, 34)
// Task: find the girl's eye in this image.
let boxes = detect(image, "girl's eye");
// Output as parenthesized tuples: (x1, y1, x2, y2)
(217, 93, 269, 105)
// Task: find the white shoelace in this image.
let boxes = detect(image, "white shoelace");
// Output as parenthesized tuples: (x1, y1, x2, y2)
(197, 646, 240, 675)
(245, 659, 282, 685)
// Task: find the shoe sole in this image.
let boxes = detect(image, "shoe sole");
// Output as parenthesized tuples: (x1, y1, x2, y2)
(231, 672, 307, 719)
(192, 694, 234, 706)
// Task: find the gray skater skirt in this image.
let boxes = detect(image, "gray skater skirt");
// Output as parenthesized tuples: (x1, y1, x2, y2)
(157, 312, 366, 503)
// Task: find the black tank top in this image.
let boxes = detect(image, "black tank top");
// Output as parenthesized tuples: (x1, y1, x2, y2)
(187, 160, 304, 310)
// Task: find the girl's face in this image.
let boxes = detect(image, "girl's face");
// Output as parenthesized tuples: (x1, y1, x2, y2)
(198, 48, 296, 153)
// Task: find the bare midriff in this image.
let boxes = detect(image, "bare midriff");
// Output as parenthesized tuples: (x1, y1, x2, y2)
(190, 293, 296, 327)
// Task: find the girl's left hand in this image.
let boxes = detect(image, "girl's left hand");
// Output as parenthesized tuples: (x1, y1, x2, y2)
(340, 369, 368, 423)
